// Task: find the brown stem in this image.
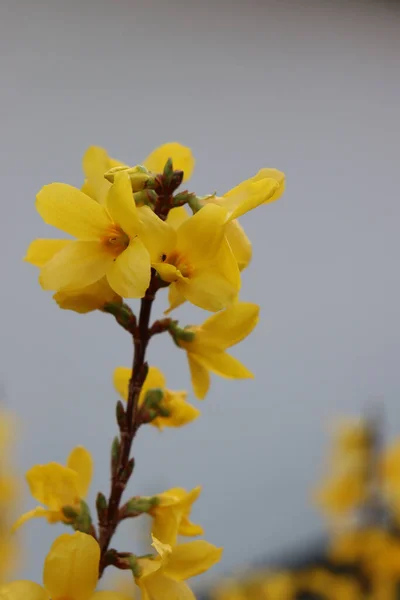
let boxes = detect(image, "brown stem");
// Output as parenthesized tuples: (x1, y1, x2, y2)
(98, 275, 158, 576)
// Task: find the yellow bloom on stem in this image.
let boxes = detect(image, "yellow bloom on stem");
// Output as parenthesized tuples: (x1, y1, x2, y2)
(25, 239, 122, 313)
(142, 203, 241, 312)
(0, 532, 127, 600)
(13, 446, 92, 530)
(26, 171, 153, 298)
(177, 301, 259, 399)
(82, 142, 195, 204)
(149, 487, 203, 546)
(113, 366, 199, 430)
(136, 535, 222, 600)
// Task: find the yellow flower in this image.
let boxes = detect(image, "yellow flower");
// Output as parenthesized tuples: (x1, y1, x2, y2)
(113, 366, 199, 430)
(149, 487, 203, 545)
(167, 168, 285, 272)
(0, 532, 127, 600)
(136, 535, 222, 600)
(314, 472, 367, 518)
(82, 142, 195, 204)
(26, 171, 154, 298)
(142, 203, 241, 312)
(13, 446, 92, 529)
(177, 301, 259, 399)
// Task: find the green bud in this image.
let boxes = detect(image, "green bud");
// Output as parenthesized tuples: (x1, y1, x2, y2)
(111, 436, 120, 474)
(116, 400, 127, 430)
(62, 505, 79, 520)
(126, 495, 159, 514)
(104, 165, 150, 192)
(133, 189, 158, 208)
(96, 492, 108, 520)
(74, 500, 93, 534)
(172, 190, 197, 207)
(163, 157, 174, 184)
(121, 457, 134, 483)
(143, 388, 164, 409)
(169, 321, 196, 343)
(129, 555, 142, 578)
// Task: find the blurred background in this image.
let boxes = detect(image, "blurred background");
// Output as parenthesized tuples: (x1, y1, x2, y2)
(1, 0, 400, 591)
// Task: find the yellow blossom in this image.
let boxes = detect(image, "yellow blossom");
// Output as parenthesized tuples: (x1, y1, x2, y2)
(82, 142, 195, 204)
(0, 532, 127, 600)
(149, 487, 203, 545)
(26, 171, 154, 298)
(136, 535, 222, 600)
(177, 301, 259, 399)
(113, 366, 199, 430)
(13, 446, 92, 529)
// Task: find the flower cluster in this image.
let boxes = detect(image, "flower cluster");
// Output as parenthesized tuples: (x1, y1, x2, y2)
(1, 142, 284, 598)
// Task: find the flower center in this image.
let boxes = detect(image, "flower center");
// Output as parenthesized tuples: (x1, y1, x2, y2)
(101, 225, 130, 257)
(164, 251, 194, 278)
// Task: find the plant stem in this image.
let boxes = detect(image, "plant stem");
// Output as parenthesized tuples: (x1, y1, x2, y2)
(98, 275, 158, 576)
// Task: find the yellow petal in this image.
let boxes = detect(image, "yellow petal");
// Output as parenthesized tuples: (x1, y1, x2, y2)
(257, 168, 286, 203)
(187, 355, 210, 400)
(193, 351, 253, 380)
(224, 220, 252, 271)
(12, 506, 51, 531)
(24, 239, 72, 267)
(105, 172, 140, 236)
(106, 238, 151, 298)
(151, 508, 180, 546)
(152, 263, 181, 284)
(54, 278, 121, 314)
(151, 536, 172, 559)
(67, 447, 93, 499)
(36, 184, 110, 239)
(142, 143, 195, 182)
(179, 269, 238, 312)
(142, 367, 166, 395)
(176, 204, 228, 268)
(43, 532, 100, 600)
(82, 146, 124, 204)
(39, 241, 111, 291)
(179, 515, 204, 537)
(26, 463, 79, 511)
(140, 575, 195, 600)
(113, 367, 131, 402)
(166, 206, 190, 229)
(164, 540, 223, 580)
(164, 284, 186, 314)
(226, 179, 280, 221)
(200, 302, 260, 349)
(0, 581, 49, 600)
(90, 593, 133, 600)
(138, 206, 177, 263)
(153, 392, 200, 429)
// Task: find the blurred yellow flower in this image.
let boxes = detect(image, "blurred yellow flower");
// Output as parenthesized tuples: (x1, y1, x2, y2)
(113, 366, 199, 430)
(178, 301, 259, 399)
(13, 446, 92, 529)
(136, 535, 222, 600)
(26, 172, 154, 298)
(0, 532, 127, 600)
(82, 142, 195, 204)
(150, 486, 203, 545)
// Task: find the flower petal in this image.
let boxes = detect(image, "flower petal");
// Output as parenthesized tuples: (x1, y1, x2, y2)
(154, 392, 200, 430)
(164, 540, 223, 581)
(54, 278, 121, 314)
(152, 263, 181, 284)
(43, 532, 100, 600)
(224, 220, 252, 271)
(142, 143, 195, 182)
(113, 367, 131, 402)
(39, 241, 111, 291)
(138, 207, 177, 262)
(26, 463, 79, 510)
(24, 239, 72, 267)
(200, 302, 260, 350)
(140, 575, 195, 600)
(82, 146, 124, 204)
(166, 206, 190, 229)
(0, 581, 49, 600)
(12, 506, 51, 531)
(151, 508, 180, 547)
(67, 447, 93, 499)
(225, 179, 280, 221)
(105, 172, 140, 236)
(36, 184, 110, 239)
(90, 593, 133, 600)
(176, 204, 228, 268)
(142, 367, 166, 394)
(106, 238, 151, 298)
(179, 270, 237, 313)
(179, 515, 204, 537)
(187, 355, 210, 400)
(192, 351, 253, 380)
(164, 284, 186, 314)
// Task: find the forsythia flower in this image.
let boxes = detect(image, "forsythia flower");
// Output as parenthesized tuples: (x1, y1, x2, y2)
(381, 440, 400, 521)
(0, 532, 127, 600)
(113, 366, 199, 429)
(150, 487, 203, 545)
(13, 446, 92, 529)
(177, 301, 260, 399)
(26, 172, 155, 298)
(0, 412, 18, 582)
(82, 142, 195, 204)
(136, 535, 222, 600)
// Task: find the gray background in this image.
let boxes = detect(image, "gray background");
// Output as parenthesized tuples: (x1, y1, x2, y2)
(1, 0, 400, 588)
